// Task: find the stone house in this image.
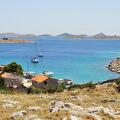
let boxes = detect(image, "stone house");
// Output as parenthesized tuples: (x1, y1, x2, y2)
(1, 73, 22, 88)
(32, 75, 59, 88)
(1, 73, 29, 93)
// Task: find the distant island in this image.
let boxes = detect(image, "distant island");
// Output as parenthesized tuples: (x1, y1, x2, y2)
(0, 38, 32, 43)
(0, 32, 120, 39)
(57, 33, 120, 39)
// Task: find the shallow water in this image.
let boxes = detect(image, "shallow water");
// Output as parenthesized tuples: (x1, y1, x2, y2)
(0, 37, 120, 83)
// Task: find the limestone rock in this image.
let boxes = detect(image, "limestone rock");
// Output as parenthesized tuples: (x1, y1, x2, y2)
(10, 110, 26, 119)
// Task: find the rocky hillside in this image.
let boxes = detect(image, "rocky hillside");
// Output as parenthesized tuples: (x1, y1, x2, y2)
(0, 82, 120, 120)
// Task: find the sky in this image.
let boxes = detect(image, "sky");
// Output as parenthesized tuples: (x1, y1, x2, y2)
(0, 0, 120, 35)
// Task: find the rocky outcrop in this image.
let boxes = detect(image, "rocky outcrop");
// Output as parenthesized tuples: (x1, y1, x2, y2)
(49, 100, 120, 120)
(107, 58, 120, 73)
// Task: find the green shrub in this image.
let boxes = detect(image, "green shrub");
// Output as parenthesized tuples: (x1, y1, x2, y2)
(30, 86, 45, 94)
(3, 62, 23, 75)
(116, 79, 120, 85)
(56, 83, 66, 92)
(83, 81, 96, 89)
(0, 88, 13, 94)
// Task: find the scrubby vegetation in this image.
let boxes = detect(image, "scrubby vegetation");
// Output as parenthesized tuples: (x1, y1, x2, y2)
(3, 61, 23, 75)
(0, 78, 13, 94)
(30, 83, 66, 94)
(116, 78, 120, 85)
(115, 78, 120, 92)
(68, 81, 96, 90)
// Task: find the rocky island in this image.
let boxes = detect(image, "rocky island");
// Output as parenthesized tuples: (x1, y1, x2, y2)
(57, 33, 120, 39)
(0, 39, 32, 43)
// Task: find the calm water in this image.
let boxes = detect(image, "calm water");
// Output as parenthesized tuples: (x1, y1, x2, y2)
(0, 37, 120, 83)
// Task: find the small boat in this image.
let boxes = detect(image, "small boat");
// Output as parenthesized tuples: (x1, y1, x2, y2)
(42, 71, 54, 76)
(31, 57, 39, 63)
(37, 53, 43, 57)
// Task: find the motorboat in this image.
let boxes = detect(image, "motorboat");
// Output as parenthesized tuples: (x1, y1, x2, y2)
(42, 71, 54, 76)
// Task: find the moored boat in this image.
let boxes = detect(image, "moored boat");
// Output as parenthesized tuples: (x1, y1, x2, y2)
(37, 53, 43, 57)
(42, 71, 54, 77)
(31, 57, 39, 63)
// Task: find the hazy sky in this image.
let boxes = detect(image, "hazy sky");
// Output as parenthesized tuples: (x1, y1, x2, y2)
(0, 0, 120, 35)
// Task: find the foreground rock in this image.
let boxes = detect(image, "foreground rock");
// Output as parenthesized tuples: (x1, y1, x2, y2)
(107, 58, 120, 73)
(2, 99, 19, 108)
(10, 110, 26, 119)
(49, 100, 120, 120)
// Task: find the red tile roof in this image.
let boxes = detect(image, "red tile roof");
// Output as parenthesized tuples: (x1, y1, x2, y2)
(32, 75, 49, 83)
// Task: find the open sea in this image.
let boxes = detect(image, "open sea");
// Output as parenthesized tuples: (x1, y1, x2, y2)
(0, 37, 120, 83)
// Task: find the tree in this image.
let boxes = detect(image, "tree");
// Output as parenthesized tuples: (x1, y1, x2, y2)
(3, 62, 23, 75)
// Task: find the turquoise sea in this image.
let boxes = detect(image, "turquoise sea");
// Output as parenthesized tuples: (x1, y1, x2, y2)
(0, 37, 120, 83)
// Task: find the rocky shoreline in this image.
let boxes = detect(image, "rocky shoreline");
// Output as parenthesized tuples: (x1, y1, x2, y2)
(107, 57, 120, 73)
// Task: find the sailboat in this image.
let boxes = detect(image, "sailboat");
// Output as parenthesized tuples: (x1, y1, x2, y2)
(37, 53, 43, 57)
(31, 40, 39, 63)
(31, 57, 39, 63)
(31, 39, 44, 63)
(37, 41, 44, 57)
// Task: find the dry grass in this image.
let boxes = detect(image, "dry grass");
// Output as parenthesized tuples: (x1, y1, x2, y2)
(0, 82, 120, 120)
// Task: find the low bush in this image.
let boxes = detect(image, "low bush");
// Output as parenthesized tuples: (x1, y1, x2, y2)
(68, 81, 96, 90)
(116, 79, 120, 85)
(56, 83, 66, 92)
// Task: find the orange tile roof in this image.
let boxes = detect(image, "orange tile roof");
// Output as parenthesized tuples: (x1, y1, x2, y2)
(32, 75, 49, 83)
(1, 73, 13, 78)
